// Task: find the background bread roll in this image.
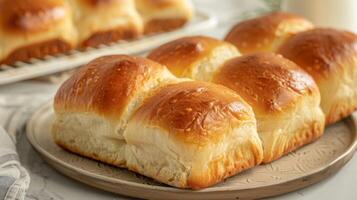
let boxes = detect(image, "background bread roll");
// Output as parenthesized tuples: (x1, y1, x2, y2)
(225, 12, 313, 54)
(53, 54, 263, 189)
(278, 28, 357, 124)
(68, 0, 143, 47)
(213, 53, 325, 163)
(0, 0, 77, 64)
(135, 0, 194, 34)
(0, 0, 197, 64)
(148, 36, 239, 81)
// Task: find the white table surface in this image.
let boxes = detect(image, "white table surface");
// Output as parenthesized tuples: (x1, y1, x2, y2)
(0, 0, 356, 199)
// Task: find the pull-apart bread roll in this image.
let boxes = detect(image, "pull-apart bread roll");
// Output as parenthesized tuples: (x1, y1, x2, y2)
(148, 36, 324, 163)
(225, 12, 313, 54)
(53, 55, 175, 166)
(135, 0, 194, 34)
(148, 36, 240, 81)
(278, 28, 357, 124)
(0, 0, 77, 64)
(53, 55, 263, 189)
(213, 53, 325, 163)
(69, 0, 143, 47)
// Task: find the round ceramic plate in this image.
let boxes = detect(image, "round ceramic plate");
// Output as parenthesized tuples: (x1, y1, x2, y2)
(26, 102, 357, 200)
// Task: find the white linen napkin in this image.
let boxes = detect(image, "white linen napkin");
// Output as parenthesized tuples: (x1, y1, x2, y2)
(0, 95, 50, 200)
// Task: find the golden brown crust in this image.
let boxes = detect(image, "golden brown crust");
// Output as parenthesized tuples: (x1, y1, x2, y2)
(144, 18, 187, 35)
(81, 0, 127, 7)
(132, 81, 254, 145)
(225, 12, 313, 54)
(135, 0, 193, 34)
(80, 26, 141, 47)
(148, 36, 231, 76)
(138, 0, 182, 8)
(54, 55, 168, 119)
(278, 28, 357, 79)
(213, 52, 318, 114)
(0, 0, 67, 33)
(135, 0, 192, 12)
(0, 39, 72, 65)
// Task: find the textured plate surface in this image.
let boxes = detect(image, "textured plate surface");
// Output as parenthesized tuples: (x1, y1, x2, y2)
(0, 11, 216, 85)
(26, 102, 357, 200)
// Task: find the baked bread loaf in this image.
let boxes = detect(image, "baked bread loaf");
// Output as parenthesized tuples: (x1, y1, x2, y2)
(0, 0, 77, 64)
(225, 12, 313, 54)
(278, 28, 357, 124)
(69, 0, 143, 47)
(148, 36, 325, 163)
(0, 0, 195, 65)
(148, 36, 240, 81)
(135, 0, 194, 34)
(53, 54, 264, 189)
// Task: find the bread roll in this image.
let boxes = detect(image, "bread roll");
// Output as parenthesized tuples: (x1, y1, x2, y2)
(148, 36, 240, 81)
(53, 54, 263, 189)
(225, 12, 313, 54)
(0, 0, 77, 64)
(278, 28, 357, 124)
(69, 0, 143, 47)
(148, 36, 325, 163)
(54, 55, 175, 140)
(135, 0, 194, 34)
(213, 53, 325, 163)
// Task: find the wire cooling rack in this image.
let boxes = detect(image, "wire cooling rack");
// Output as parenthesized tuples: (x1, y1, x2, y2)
(0, 11, 217, 85)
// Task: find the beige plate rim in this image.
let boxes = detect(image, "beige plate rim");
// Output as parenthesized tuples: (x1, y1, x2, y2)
(26, 102, 357, 196)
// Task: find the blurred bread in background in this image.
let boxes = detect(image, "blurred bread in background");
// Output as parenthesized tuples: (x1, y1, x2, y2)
(0, 0, 195, 65)
(135, 0, 194, 34)
(68, 0, 143, 48)
(0, 0, 77, 65)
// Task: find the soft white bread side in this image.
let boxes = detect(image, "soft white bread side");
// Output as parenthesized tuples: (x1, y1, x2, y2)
(225, 12, 313, 54)
(53, 112, 129, 166)
(0, 0, 77, 64)
(135, 0, 194, 34)
(148, 36, 240, 81)
(213, 53, 325, 163)
(148, 36, 325, 163)
(53, 55, 263, 189)
(278, 28, 357, 124)
(68, 0, 143, 47)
